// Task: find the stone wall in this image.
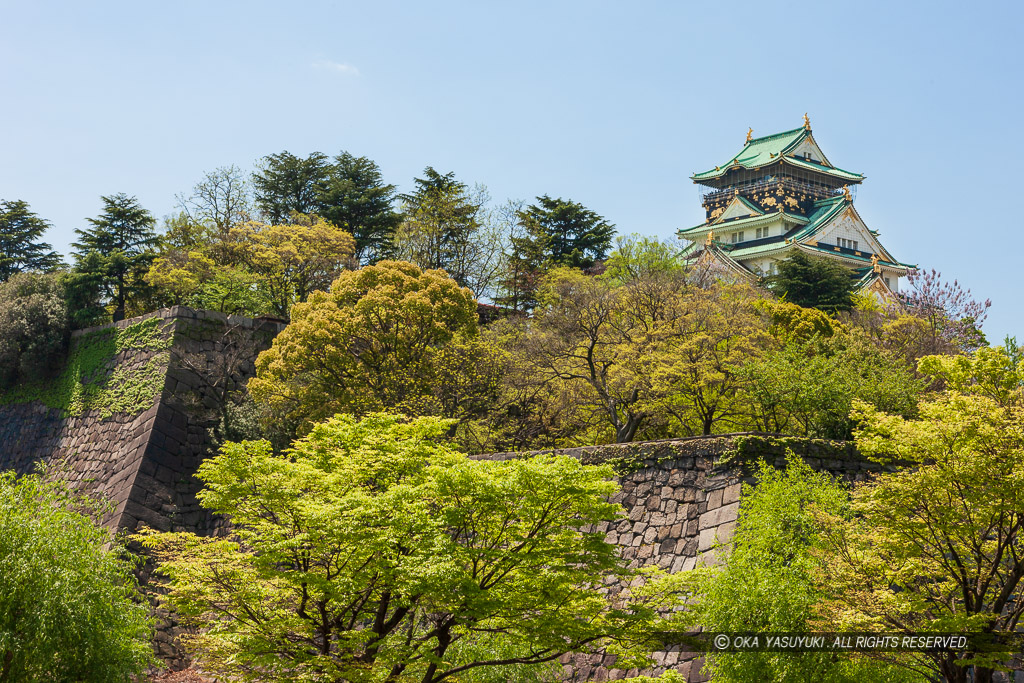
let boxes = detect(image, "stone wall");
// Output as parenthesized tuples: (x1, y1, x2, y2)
(1, 308, 892, 680)
(0, 306, 283, 532)
(479, 434, 889, 682)
(0, 307, 285, 666)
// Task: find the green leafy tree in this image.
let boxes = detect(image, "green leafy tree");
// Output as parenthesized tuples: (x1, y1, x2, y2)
(0, 470, 155, 681)
(251, 151, 331, 223)
(141, 414, 663, 683)
(816, 377, 1024, 683)
(72, 193, 158, 321)
(508, 267, 656, 444)
(739, 333, 923, 438)
(393, 168, 507, 297)
(673, 455, 918, 682)
(493, 212, 548, 311)
(764, 252, 855, 313)
(0, 200, 62, 282)
(0, 273, 69, 389)
(248, 260, 485, 434)
(646, 283, 771, 436)
(318, 151, 402, 264)
(601, 234, 685, 285)
(227, 213, 355, 318)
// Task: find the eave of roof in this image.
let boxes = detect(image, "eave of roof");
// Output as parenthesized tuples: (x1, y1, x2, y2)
(691, 127, 863, 183)
(798, 242, 914, 271)
(680, 210, 807, 237)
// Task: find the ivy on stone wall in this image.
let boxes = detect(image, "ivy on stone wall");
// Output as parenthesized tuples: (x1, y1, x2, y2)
(0, 317, 173, 419)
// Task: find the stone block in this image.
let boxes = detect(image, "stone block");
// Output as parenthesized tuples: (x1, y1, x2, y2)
(722, 482, 742, 505)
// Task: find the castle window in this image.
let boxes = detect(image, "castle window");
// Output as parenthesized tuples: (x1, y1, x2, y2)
(731, 231, 744, 244)
(853, 240, 858, 250)
(756, 227, 768, 239)
(885, 277, 891, 288)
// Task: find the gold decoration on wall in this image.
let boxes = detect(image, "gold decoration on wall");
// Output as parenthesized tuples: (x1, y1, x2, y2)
(871, 253, 881, 273)
(760, 196, 778, 208)
(710, 207, 724, 220)
(804, 113, 811, 130)
(843, 186, 852, 201)
(784, 196, 800, 210)
(705, 230, 715, 246)
(746, 127, 753, 142)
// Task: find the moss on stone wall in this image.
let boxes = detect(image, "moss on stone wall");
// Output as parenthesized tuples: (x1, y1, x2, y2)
(0, 317, 173, 419)
(718, 434, 863, 467)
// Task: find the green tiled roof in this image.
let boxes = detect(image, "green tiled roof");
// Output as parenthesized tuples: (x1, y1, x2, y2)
(736, 196, 764, 215)
(691, 127, 864, 183)
(801, 242, 914, 270)
(785, 156, 863, 182)
(679, 210, 806, 237)
(693, 128, 806, 180)
(787, 195, 848, 242)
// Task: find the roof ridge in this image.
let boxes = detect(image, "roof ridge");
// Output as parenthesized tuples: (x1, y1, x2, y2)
(745, 126, 806, 146)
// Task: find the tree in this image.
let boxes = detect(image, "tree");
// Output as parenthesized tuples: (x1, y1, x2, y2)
(393, 168, 506, 297)
(251, 151, 331, 223)
(647, 283, 771, 436)
(601, 234, 685, 285)
(673, 455, 917, 682)
(0, 470, 155, 681)
(176, 165, 252, 237)
(72, 193, 158, 321)
(814, 348, 1024, 683)
(228, 213, 355, 318)
(318, 151, 402, 264)
(508, 268, 658, 444)
(0, 273, 69, 389)
(519, 195, 615, 270)
(764, 252, 855, 313)
(0, 200, 62, 282)
(493, 203, 547, 312)
(141, 414, 663, 682)
(248, 260, 483, 434)
(896, 267, 991, 354)
(739, 333, 923, 438)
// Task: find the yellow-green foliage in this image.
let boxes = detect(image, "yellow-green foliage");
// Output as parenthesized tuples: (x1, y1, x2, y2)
(0, 316, 173, 418)
(249, 260, 483, 433)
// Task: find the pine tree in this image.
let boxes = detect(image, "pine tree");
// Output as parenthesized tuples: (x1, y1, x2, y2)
(317, 152, 401, 264)
(252, 151, 331, 224)
(763, 252, 855, 313)
(393, 167, 484, 287)
(0, 200, 62, 282)
(519, 195, 615, 271)
(72, 194, 158, 321)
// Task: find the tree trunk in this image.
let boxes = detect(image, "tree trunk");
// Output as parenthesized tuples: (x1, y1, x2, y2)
(615, 415, 643, 443)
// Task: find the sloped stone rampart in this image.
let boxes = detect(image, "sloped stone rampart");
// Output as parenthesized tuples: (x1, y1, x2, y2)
(0, 306, 284, 533)
(478, 435, 890, 682)
(0, 306, 286, 666)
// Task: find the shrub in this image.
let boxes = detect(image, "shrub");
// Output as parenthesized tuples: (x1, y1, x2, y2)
(0, 471, 155, 681)
(0, 272, 70, 389)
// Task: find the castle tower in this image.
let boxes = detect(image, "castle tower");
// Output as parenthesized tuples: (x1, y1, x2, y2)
(678, 116, 911, 297)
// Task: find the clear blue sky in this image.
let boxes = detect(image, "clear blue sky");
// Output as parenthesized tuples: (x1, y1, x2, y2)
(2, 1, 1021, 340)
